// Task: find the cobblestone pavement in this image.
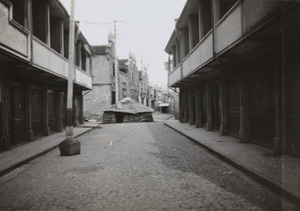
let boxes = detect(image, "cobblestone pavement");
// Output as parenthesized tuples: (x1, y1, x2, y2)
(0, 122, 298, 211)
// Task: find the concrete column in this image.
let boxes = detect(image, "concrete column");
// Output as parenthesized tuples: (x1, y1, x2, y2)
(188, 18, 194, 51)
(198, 0, 204, 40)
(219, 75, 228, 135)
(239, 72, 249, 143)
(0, 76, 4, 150)
(213, 0, 220, 24)
(73, 94, 78, 126)
(206, 82, 212, 131)
(183, 89, 189, 123)
(25, 86, 33, 141)
(24, 0, 32, 31)
(179, 88, 183, 123)
(280, 9, 288, 154)
(45, 3, 51, 46)
(189, 88, 195, 125)
(76, 41, 82, 68)
(273, 64, 281, 154)
(43, 89, 50, 136)
(1, 80, 10, 150)
(176, 39, 181, 65)
(172, 45, 177, 67)
(56, 92, 63, 132)
(79, 93, 84, 124)
(59, 19, 64, 55)
(178, 28, 189, 60)
(195, 85, 203, 128)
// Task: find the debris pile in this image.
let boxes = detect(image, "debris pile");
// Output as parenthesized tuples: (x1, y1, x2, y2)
(103, 97, 154, 124)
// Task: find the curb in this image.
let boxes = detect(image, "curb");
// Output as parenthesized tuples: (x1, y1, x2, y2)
(0, 128, 93, 178)
(164, 122, 300, 207)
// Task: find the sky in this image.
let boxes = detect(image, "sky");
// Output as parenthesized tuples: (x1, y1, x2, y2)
(60, 0, 186, 86)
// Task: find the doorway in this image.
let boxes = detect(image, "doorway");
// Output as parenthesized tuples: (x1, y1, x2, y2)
(7, 85, 26, 146)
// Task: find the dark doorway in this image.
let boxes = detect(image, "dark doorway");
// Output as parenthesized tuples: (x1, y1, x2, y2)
(31, 88, 44, 139)
(227, 77, 240, 137)
(116, 113, 124, 123)
(7, 85, 26, 146)
(48, 90, 56, 133)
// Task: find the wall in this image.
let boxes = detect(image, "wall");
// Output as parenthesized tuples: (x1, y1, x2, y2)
(83, 85, 112, 121)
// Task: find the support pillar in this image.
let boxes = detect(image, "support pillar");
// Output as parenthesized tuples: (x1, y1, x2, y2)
(195, 85, 203, 128)
(43, 89, 50, 136)
(0, 76, 5, 150)
(219, 75, 228, 135)
(45, 3, 51, 46)
(79, 93, 84, 124)
(76, 41, 82, 68)
(198, 0, 204, 40)
(188, 18, 194, 51)
(25, 86, 33, 141)
(59, 19, 64, 56)
(56, 91, 63, 132)
(179, 88, 183, 123)
(73, 94, 78, 126)
(280, 6, 288, 154)
(1, 81, 9, 150)
(273, 63, 281, 154)
(183, 89, 189, 123)
(213, 0, 220, 24)
(239, 72, 249, 143)
(189, 87, 195, 125)
(206, 82, 212, 131)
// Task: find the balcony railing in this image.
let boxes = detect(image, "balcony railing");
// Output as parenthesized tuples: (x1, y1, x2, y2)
(215, 2, 242, 53)
(168, 64, 181, 87)
(168, 0, 281, 87)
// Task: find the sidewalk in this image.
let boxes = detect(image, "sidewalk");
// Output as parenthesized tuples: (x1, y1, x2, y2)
(164, 119, 300, 206)
(0, 122, 100, 177)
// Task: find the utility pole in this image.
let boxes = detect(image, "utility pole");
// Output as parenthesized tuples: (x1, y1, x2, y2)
(59, 0, 81, 156)
(113, 20, 119, 103)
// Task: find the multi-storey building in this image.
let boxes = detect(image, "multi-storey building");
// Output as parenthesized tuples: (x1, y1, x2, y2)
(0, 0, 93, 150)
(165, 0, 300, 156)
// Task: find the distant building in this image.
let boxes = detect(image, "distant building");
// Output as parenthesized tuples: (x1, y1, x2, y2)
(0, 0, 93, 150)
(139, 67, 150, 106)
(165, 0, 300, 155)
(84, 34, 115, 120)
(83, 42, 150, 120)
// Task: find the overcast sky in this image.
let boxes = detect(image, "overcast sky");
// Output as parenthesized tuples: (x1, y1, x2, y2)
(60, 0, 186, 86)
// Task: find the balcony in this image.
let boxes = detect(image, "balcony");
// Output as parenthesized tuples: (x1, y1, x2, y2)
(168, 0, 282, 87)
(215, 2, 242, 53)
(0, 0, 29, 60)
(182, 32, 213, 78)
(168, 64, 181, 87)
(32, 38, 92, 90)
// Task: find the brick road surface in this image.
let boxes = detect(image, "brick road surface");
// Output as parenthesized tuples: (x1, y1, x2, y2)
(0, 122, 298, 210)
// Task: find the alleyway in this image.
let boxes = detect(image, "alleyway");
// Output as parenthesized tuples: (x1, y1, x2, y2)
(0, 121, 297, 210)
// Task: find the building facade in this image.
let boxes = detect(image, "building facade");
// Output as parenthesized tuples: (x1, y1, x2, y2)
(84, 47, 150, 120)
(139, 68, 149, 106)
(165, 0, 300, 156)
(83, 37, 116, 120)
(0, 0, 93, 150)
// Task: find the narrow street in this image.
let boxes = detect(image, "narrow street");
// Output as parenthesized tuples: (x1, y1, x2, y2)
(0, 121, 297, 210)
